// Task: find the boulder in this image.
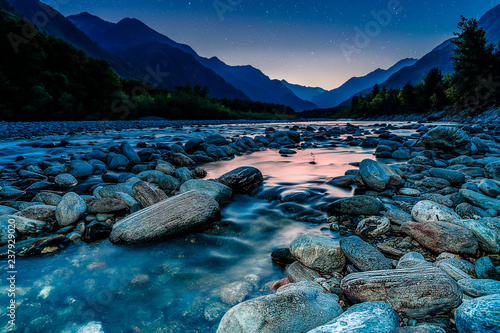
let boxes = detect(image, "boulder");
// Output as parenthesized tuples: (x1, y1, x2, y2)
(18, 205, 56, 221)
(429, 168, 465, 185)
(132, 181, 168, 208)
(341, 266, 462, 318)
(180, 179, 232, 203)
(87, 198, 128, 214)
(67, 160, 94, 178)
(460, 189, 500, 213)
(217, 282, 343, 333)
(327, 196, 382, 216)
(340, 236, 391, 271)
(455, 294, 500, 333)
(110, 191, 220, 244)
(401, 221, 478, 255)
(417, 126, 471, 155)
(308, 301, 400, 333)
(121, 142, 141, 163)
(485, 161, 500, 181)
(2, 215, 45, 234)
(451, 219, 500, 254)
(54, 173, 78, 188)
(411, 200, 460, 223)
(55, 192, 87, 227)
(458, 279, 500, 297)
(478, 179, 500, 197)
(285, 261, 321, 282)
(218, 167, 264, 193)
(359, 159, 402, 191)
(289, 234, 345, 274)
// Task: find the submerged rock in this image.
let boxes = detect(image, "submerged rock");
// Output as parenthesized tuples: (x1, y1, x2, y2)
(217, 282, 343, 333)
(110, 191, 220, 244)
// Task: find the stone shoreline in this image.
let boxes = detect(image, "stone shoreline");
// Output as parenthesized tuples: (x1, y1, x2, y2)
(1, 121, 500, 332)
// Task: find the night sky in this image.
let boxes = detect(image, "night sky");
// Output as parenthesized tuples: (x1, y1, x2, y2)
(52, 0, 497, 90)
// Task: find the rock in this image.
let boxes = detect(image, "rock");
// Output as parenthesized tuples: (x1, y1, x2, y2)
(54, 173, 78, 188)
(356, 216, 390, 237)
(455, 203, 487, 219)
(328, 196, 382, 216)
(399, 188, 421, 196)
(94, 182, 136, 198)
(411, 200, 460, 223)
(308, 301, 400, 333)
(132, 181, 168, 208)
(82, 221, 112, 243)
(0, 217, 14, 245)
(76, 321, 105, 333)
(429, 168, 466, 185)
(158, 174, 181, 193)
(385, 209, 412, 225)
(285, 261, 322, 282)
(436, 262, 471, 281)
(216, 282, 343, 333)
(279, 190, 310, 203)
(205, 302, 230, 322)
(478, 179, 500, 197)
(174, 167, 193, 183)
(271, 248, 296, 266)
(419, 177, 450, 189)
(67, 160, 94, 178)
(218, 167, 264, 193)
(156, 162, 175, 176)
(455, 294, 500, 333)
(279, 148, 297, 155)
(485, 161, 500, 181)
(417, 126, 471, 155)
(475, 256, 500, 280)
(18, 205, 56, 221)
(185, 138, 206, 154)
(458, 279, 500, 297)
(0, 186, 25, 198)
(460, 189, 500, 213)
(435, 258, 476, 278)
(328, 176, 355, 188)
(206, 134, 228, 146)
(452, 219, 500, 253)
(88, 159, 108, 173)
(85, 150, 107, 162)
(359, 159, 402, 191)
(180, 180, 232, 203)
(397, 252, 433, 269)
(121, 142, 140, 163)
(55, 192, 87, 227)
(171, 153, 194, 167)
(221, 281, 253, 306)
(420, 193, 453, 208)
(87, 198, 128, 214)
(401, 221, 478, 255)
(392, 149, 410, 160)
(2, 215, 46, 234)
(110, 191, 220, 244)
(0, 234, 65, 257)
(289, 234, 345, 274)
(0, 206, 17, 216)
(108, 154, 129, 170)
(340, 236, 391, 271)
(136, 170, 165, 183)
(341, 266, 462, 318)
(391, 325, 446, 333)
(32, 192, 62, 206)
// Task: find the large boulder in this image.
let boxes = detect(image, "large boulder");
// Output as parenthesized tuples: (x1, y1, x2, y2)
(218, 167, 264, 193)
(289, 234, 345, 274)
(417, 126, 471, 155)
(455, 294, 500, 333)
(217, 282, 343, 333)
(401, 221, 478, 255)
(327, 196, 382, 216)
(308, 301, 400, 333)
(110, 191, 220, 244)
(67, 160, 94, 178)
(411, 200, 460, 223)
(359, 159, 403, 191)
(341, 267, 462, 318)
(180, 179, 232, 203)
(340, 236, 391, 271)
(460, 189, 500, 213)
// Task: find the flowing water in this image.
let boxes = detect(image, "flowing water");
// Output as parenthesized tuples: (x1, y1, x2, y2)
(0, 121, 447, 332)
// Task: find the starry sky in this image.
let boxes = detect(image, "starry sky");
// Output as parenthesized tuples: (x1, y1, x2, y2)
(52, 0, 497, 90)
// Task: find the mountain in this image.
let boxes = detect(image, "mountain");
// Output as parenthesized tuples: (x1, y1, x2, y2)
(6, 0, 144, 80)
(358, 4, 500, 96)
(68, 12, 317, 111)
(281, 80, 326, 102)
(309, 58, 418, 108)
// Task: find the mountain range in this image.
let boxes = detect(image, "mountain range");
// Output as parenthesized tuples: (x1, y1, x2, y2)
(4, 0, 500, 110)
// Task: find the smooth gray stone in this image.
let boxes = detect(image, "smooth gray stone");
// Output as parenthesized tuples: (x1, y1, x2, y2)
(434, 258, 476, 278)
(455, 294, 500, 333)
(460, 189, 500, 213)
(341, 267, 462, 318)
(2, 215, 46, 234)
(180, 179, 232, 203)
(217, 281, 343, 333)
(458, 279, 500, 297)
(285, 261, 321, 283)
(158, 174, 181, 192)
(411, 200, 460, 223)
(289, 234, 345, 274)
(385, 209, 412, 226)
(110, 191, 220, 244)
(218, 167, 264, 193)
(479, 179, 500, 197)
(54, 173, 78, 188)
(18, 204, 56, 221)
(429, 168, 465, 185)
(475, 256, 500, 280)
(397, 252, 433, 269)
(417, 126, 471, 155)
(359, 159, 402, 191)
(55, 192, 87, 227)
(132, 181, 168, 208)
(308, 301, 399, 333)
(328, 196, 383, 216)
(340, 236, 391, 271)
(121, 142, 141, 163)
(67, 160, 94, 178)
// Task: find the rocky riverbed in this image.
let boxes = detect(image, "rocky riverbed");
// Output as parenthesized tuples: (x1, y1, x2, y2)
(0, 120, 500, 332)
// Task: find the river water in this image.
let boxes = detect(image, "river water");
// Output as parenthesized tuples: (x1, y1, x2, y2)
(0, 121, 445, 332)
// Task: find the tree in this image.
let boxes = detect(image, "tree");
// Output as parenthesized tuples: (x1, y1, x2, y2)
(451, 16, 495, 101)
